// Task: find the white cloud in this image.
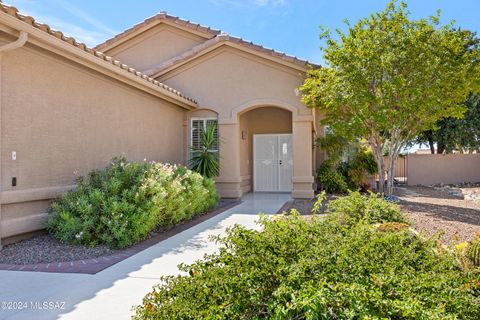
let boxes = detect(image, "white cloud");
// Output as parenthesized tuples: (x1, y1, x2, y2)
(26, 12, 112, 45)
(53, 0, 117, 35)
(5, 0, 117, 46)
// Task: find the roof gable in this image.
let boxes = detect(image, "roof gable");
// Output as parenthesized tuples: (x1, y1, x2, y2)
(95, 12, 219, 53)
(101, 23, 207, 73)
(0, 4, 197, 108)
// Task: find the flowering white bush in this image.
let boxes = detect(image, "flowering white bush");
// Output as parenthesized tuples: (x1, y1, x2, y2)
(48, 157, 218, 248)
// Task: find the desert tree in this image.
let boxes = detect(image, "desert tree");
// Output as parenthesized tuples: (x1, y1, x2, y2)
(301, 1, 480, 195)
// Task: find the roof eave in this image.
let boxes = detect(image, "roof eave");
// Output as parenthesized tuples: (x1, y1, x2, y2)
(0, 7, 197, 110)
(149, 39, 315, 79)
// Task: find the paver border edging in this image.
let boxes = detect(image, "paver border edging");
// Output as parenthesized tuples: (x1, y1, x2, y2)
(0, 200, 242, 275)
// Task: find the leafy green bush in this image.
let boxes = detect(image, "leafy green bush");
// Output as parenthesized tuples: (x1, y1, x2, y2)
(48, 157, 218, 248)
(318, 147, 377, 193)
(327, 191, 406, 225)
(344, 148, 378, 188)
(317, 162, 348, 193)
(134, 210, 480, 319)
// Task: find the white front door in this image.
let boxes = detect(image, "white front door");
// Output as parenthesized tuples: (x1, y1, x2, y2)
(253, 134, 293, 192)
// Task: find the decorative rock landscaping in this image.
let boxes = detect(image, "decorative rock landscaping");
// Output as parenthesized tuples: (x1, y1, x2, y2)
(396, 186, 480, 243)
(433, 182, 480, 202)
(0, 199, 240, 273)
(0, 235, 116, 265)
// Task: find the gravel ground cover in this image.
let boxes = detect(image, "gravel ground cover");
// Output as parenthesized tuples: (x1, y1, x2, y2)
(395, 186, 480, 243)
(0, 235, 116, 265)
(288, 199, 317, 215)
(0, 199, 236, 265)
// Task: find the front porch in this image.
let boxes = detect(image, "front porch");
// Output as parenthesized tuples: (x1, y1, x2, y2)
(214, 102, 315, 199)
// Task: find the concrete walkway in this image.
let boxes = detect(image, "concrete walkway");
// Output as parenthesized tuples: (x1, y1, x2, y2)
(0, 193, 291, 320)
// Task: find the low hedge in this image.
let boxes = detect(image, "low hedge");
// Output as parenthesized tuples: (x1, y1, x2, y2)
(47, 157, 218, 249)
(327, 191, 406, 226)
(134, 193, 480, 319)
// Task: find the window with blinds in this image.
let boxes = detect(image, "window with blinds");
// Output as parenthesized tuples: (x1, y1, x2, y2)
(191, 118, 219, 152)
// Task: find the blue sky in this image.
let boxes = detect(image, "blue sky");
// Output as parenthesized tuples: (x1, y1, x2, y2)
(5, 0, 480, 64)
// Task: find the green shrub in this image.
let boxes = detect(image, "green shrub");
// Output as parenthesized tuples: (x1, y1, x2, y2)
(134, 212, 480, 319)
(345, 148, 378, 188)
(327, 191, 406, 225)
(318, 148, 377, 193)
(317, 162, 348, 193)
(335, 148, 377, 190)
(48, 157, 218, 249)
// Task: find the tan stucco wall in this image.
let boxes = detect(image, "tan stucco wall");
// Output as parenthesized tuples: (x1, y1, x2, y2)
(0, 43, 186, 245)
(239, 107, 292, 192)
(313, 108, 325, 173)
(157, 47, 310, 118)
(407, 154, 480, 186)
(103, 24, 206, 73)
(157, 47, 314, 198)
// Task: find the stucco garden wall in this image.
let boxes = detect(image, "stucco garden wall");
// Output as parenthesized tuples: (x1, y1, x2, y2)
(407, 154, 480, 186)
(0, 43, 186, 245)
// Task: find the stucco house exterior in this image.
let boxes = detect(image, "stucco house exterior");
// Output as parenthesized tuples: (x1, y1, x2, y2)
(0, 4, 322, 247)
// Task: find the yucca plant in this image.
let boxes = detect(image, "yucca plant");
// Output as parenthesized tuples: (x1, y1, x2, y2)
(189, 123, 219, 178)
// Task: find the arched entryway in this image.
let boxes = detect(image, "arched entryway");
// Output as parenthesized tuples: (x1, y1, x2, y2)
(215, 100, 314, 199)
(239, 106, 292, 193)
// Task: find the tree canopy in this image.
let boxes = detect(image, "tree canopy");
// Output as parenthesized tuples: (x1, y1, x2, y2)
(301, 0, 480, 194)
(417, 93, 480, 154)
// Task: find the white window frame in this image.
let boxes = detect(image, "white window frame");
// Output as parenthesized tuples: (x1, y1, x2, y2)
(190, 118, 219, 158)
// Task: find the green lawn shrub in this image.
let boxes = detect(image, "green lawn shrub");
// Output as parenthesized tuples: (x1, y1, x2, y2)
(340, 148, 378, 189)
(134, 193, 480, 319)
(318, 150, 377, 194)
(317, 162, 348, 193)
(47, 157, 218, 249)
(327, 191, 406, 226)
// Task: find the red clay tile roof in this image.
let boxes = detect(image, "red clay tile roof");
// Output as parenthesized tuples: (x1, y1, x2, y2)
(0, 4, 197, 105)
(94, 12, 319, 71)
(94, 11, 221, 52)
(143, 32, 316, 77)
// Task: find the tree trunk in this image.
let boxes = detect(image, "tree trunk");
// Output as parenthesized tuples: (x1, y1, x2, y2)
(377, 156, 385, 195)
(386, 152, 398, 196)
(437, 141, 445, 154)
(425, 131, 435, 154)
(386, 128, 403, 196)
(371, 146, 385, 194)
(368, 135, 386, 194)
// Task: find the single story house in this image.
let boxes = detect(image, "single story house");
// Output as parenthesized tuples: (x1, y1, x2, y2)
(0, 4, 323, 247)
